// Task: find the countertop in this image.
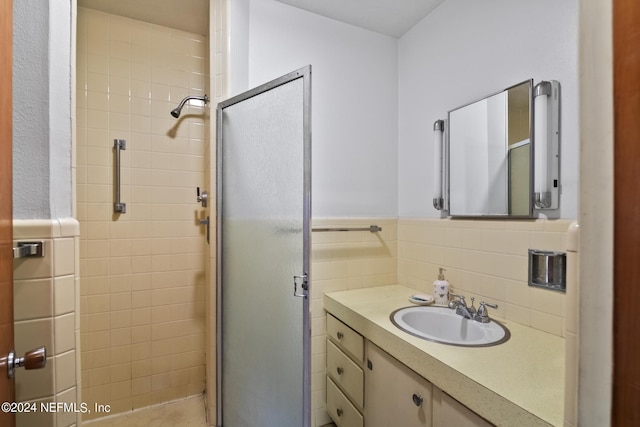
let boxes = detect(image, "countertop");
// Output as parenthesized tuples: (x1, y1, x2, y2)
(324, 285, 565, 427)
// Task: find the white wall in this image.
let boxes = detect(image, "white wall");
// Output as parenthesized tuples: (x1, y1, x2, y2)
(13, 0, 73, 219)
(234, 0, 399, 217)
(229, 0, 250, 96)
(398, 0, 579, 218)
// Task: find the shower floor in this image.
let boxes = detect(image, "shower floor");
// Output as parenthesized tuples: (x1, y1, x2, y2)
(84, 395, 207, 427)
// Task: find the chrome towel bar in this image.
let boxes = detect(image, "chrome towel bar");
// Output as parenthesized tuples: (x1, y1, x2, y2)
(312, 225, 382, 233)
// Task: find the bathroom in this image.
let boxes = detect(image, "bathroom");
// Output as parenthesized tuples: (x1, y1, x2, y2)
(1, 0, 626, 426)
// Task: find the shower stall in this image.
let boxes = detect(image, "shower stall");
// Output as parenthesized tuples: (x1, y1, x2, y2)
(76, 3, 312, 426)
(76, 6, 211, 420)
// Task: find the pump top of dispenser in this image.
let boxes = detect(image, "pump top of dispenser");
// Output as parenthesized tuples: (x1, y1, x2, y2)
(438, 268, 446, 281)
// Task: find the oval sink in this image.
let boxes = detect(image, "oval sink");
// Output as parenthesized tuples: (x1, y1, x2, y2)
(390, 306, 510, 347)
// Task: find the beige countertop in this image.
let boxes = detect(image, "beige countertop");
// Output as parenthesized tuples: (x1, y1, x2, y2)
(324, 285, 565, 427)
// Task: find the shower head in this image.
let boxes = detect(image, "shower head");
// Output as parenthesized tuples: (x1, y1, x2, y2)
(170, 94, 210, 118)
(170, 107, 181, 118)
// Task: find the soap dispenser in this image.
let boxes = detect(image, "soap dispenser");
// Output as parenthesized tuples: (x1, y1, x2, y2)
(433, 268, 449, 305)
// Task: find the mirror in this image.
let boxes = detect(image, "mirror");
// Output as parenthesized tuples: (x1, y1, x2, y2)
(448, 80, 533, 217)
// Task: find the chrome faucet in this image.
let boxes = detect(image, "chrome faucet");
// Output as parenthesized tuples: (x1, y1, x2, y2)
(448, 293, 499, 323)
(449, 293, 476, 319)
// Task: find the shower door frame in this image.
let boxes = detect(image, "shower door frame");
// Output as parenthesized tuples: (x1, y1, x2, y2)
(215, 65, 312, 427)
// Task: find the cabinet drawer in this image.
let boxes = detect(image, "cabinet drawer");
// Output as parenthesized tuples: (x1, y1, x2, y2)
(327, 339, 364, 408)
(327, 376, 364, 427)
(327, 314, 364, 362)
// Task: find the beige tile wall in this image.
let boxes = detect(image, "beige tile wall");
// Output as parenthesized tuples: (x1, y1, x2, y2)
(206, 0, 229, 422)
(398, 218, 571, 336)
(76, 9, 209, 420)
(311, 218, 397, 427)
(13, 219, 81, 427)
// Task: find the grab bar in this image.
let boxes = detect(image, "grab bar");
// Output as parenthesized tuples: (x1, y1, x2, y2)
(312, 225, 382, 233)
(113, 139, 126, 213)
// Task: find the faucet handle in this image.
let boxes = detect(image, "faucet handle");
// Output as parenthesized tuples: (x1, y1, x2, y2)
(447, 292, 463, 309)
(448, 293, 466, 310)
(475, 302, 499, 323)
(196, 187, 208, 207)
(468, 297, 477, 315)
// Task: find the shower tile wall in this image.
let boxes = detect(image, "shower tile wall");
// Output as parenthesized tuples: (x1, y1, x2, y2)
(76, 8, 208, 419)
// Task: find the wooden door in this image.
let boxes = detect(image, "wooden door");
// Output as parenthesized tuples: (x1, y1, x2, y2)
(0, 0, 14, 425)
(613, 0, 640, 424)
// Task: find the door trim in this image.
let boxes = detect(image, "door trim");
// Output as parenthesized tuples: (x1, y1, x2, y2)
(0, 0, 14, 423)
(215, 65, 312, 426)
(613, 0, 640, 423)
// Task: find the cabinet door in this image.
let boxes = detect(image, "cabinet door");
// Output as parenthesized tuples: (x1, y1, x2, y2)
(432, 387, 493, 427)
(365, 342, 432, 427)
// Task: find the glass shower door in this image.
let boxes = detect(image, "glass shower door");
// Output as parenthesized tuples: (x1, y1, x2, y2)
(216, 66, 311, 427)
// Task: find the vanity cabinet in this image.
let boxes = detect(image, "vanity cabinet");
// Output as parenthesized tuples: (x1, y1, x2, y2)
(365, 341, 432, 427)
(326, 314, 492, 427)
(326, 314, 365, 427)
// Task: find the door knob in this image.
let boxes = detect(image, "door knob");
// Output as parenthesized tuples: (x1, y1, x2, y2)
(412, 393, 424, 407)
(5, 347, 47, 379)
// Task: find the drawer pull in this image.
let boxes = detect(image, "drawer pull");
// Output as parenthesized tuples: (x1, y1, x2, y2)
(336, 408, 343, 417)
(412, 393, 424, 407)
(336, 331, 344, 340)
(336, 366, 344, 375)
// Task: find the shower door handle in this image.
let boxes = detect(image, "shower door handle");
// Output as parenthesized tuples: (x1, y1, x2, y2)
(293, 274, 308, 298)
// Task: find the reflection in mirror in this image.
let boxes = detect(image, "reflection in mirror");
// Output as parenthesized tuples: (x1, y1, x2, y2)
(448, 80, 532, 217)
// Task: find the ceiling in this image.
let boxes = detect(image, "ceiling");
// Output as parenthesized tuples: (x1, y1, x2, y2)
(77, 0, 209, 36)
(78, 0, 444, 39)
(274, 0, 446, 38)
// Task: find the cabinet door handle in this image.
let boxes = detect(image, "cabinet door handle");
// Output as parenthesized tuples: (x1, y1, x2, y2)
(412, 393, 423, 407)
(336, 408, 343, 417)
(336, 367, 344, 375)
(336, 331, 344, 340)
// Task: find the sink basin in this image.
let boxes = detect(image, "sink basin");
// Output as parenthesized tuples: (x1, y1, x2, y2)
(390, 306, 510, 347)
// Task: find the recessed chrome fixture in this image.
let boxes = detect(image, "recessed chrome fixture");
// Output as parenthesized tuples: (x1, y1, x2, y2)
(528, 249, 566, 292)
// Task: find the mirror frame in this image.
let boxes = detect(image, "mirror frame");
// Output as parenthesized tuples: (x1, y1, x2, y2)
(446, 79, 534, 218)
